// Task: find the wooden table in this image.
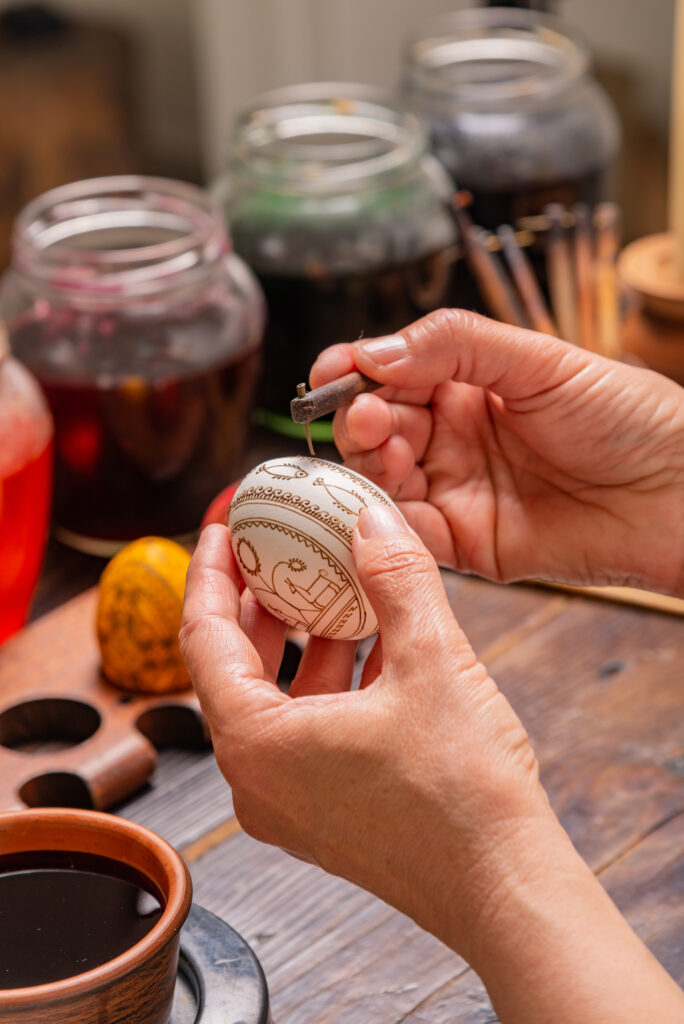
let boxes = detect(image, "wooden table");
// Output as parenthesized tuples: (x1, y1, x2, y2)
(7, 474, 684, 1021)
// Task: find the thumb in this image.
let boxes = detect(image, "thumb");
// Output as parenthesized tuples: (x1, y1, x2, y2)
(353, 505, 475, 676)
(351, 308, 593, 401)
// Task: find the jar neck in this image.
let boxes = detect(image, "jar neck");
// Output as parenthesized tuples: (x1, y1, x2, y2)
(404, 7, 589, 109)
(227, 83, 429, 198)
(11, 176, 230, 311)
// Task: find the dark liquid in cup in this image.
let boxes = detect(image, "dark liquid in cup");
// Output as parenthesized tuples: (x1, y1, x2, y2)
(10, 309, 261, 545)
(250, 250, 455, 422)
(0, 851, 163, 988)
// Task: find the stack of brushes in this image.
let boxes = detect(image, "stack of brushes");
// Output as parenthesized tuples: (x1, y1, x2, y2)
(453, 193, 622, 358)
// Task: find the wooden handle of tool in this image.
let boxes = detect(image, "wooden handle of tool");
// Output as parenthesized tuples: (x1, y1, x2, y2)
(290, 372, 381, 423)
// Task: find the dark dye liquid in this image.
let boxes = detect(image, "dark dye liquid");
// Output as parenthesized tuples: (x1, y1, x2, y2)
(440, 166, 611, 312)
(10, 308, 261, 543)
(0, 851, 163, 989)
(251, 250, 456, 421)
(457, 167, 610, 234)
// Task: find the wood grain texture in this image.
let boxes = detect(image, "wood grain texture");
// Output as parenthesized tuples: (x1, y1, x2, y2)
(486, 598, 684, 870)
(398, 812, 684, 1023)
(189, 830, 463, 1024)
(118, 750, 232, 850)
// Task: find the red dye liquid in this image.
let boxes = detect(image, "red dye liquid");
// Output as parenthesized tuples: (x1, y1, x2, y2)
(11, 309, 261, 547)
(0, 439, 53, 644)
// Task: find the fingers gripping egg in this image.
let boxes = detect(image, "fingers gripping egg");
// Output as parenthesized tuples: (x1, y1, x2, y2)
(228, 457, 401, 640)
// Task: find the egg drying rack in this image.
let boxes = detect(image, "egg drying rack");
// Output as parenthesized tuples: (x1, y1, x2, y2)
(0, 590, 210, 811)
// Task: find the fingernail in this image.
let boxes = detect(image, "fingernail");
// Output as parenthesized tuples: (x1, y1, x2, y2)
(358, 334, 407, 366)
(357, 504, 408, 538)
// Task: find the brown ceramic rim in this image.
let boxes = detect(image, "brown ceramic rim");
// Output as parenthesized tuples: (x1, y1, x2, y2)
(0, 808, 192, 1008)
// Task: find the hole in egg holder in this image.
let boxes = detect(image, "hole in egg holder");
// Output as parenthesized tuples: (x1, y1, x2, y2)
(19, 771, 95, 809)
(0, 698, 101, 754)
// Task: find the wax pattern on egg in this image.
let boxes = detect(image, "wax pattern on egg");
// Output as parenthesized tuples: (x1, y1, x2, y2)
(228, 457, 397, 640)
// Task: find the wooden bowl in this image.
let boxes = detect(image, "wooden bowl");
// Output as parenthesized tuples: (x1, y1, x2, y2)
(0, 808, 192, 1024)
(618, 232, 684, 319)
(618, 233, 684, 385)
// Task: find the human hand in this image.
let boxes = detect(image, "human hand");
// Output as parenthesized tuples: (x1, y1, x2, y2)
(310, 310, 684, 596)
(180, 509, 555, 956)
(181, 511, 684, 1024)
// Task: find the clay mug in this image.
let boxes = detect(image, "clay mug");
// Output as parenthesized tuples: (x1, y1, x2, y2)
(0, 808, 192, 1024)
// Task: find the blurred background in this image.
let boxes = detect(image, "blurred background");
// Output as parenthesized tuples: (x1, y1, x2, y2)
(0, 0, 673, 263)
(1, 0, 681, 636)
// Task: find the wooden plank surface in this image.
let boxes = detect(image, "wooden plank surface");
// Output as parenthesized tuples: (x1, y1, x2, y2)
(8, 550, 684, 1021)
(189, 829, 464, 1024)
(398, 811, 684, 1023)
(487, 597, 684, 870)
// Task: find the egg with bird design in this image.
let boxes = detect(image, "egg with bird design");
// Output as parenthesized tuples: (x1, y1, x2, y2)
(228, 457, 401, 639)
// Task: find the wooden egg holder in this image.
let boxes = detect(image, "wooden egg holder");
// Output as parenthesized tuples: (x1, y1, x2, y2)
(0, 589, 209, 811)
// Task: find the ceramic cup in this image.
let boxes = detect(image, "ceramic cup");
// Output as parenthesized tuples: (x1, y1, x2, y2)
(0, 808, 192, 1024)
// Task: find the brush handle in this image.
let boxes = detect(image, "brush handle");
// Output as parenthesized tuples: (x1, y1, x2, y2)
(290, 372, 381, 423)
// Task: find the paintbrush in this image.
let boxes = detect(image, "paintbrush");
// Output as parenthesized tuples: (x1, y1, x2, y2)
(572, 203, 597, 351)
(545, 203, 579, 345)
(452, 195, 528, 327)
(593, 202, 622, 359)
(497, 224, 558, 336)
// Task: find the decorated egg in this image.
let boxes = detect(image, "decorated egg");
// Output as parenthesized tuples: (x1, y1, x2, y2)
(228, 456, 400, 640)
(96, 536, 191, 693)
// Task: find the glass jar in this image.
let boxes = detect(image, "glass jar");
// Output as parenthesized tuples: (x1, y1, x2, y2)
(402, 7, 620, 230)
(1, 176, 264, 554)
(214, 83, 458, 438)
(0, 324, 53, 643)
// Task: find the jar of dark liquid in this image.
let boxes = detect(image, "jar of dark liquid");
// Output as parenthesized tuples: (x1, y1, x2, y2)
(214, 83, 457, 438)
(402, 7, 620, 230)
(1, 176, 264, 554)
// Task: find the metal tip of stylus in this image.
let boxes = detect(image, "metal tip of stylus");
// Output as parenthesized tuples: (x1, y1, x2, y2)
(296, 382, 315, 456)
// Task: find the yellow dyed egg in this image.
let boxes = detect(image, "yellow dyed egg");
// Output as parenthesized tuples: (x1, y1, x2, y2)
(96, 536, 191, 693)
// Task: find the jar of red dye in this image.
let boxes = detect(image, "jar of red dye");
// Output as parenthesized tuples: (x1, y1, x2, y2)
(0, 324, 53, 643)
(1, 176, 264, 555)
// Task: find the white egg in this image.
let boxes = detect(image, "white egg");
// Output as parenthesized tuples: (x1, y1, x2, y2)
(228, 456, 400, 639)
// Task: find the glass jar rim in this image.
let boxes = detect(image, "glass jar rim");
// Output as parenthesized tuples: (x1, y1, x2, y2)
(404, 7, 589, 106)
(228, 82, 428, 197)
(11, 175, 229, 305)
